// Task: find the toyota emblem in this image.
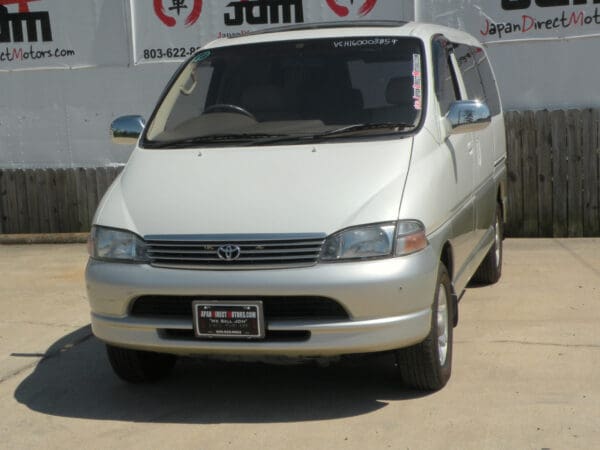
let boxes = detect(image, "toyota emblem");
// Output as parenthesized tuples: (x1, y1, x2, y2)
(217, 245, 242, 261)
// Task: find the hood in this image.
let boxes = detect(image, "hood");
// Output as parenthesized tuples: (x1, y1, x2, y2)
(95, 138, 413, 237)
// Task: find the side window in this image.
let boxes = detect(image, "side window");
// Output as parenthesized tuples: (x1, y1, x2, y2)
(432, 38, 460, 116)
(473, 47, 501, 116)
(454, 44, 486, 103)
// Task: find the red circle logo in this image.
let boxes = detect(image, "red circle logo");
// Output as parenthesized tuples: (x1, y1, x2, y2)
(153, 0, 203, 28)
(325, 0, 378, 17)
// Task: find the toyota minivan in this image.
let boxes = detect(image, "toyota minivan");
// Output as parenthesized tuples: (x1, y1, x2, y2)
(86, 21, 507, 391)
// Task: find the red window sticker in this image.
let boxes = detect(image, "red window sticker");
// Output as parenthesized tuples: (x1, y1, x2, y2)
(412, 53, 422, 111)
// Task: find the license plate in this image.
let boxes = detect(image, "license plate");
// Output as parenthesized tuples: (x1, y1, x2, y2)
(192, 301, 265, 339)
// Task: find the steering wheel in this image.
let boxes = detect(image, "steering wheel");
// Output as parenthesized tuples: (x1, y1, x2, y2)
(203, 104, 256, 120)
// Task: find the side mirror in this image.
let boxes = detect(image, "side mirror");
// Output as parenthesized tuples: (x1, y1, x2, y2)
(445, 101, 491, 135)
(111, 115, 146, 145)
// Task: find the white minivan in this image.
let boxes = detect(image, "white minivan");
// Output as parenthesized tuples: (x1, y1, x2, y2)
(87, 21, 507, 391)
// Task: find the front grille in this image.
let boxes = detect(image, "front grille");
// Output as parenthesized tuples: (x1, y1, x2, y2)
(131, 296, 349, 321)
(145, 236, 326, 269)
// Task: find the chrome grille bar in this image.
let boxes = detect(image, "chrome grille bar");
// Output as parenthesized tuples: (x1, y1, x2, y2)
(145, 235, 326, 270)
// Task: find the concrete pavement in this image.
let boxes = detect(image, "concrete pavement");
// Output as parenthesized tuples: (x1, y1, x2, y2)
(0, 239, 599, 449)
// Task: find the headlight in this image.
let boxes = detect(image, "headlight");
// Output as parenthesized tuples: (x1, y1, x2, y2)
(320, 221, 428, 262)
(88, 226, 148, 263)
(320, 223, 396, 261)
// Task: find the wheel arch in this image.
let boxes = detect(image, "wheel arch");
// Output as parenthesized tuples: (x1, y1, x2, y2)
(440, 241, 454, 284)
(439, 241, 459, 327)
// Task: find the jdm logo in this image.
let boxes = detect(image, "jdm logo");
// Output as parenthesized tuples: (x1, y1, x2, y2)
(325, 0, 378, 17)
(153, 0, 203, 27)
(0, 0, 53, 42)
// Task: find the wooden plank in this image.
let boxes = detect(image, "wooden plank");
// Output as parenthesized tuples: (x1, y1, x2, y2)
(54, 169, 68, 232)
(35, 169, 51, 233)
(46, 169, 61, 233)
(582, 109, 599, 236)
(85, 168, 99, 230)
(13, 169, 29, 233)
(551, 110, 569, 238)
(24, 170, 41, 233)
(95, 167, 109, 206)
(0, 170, 8, 234)
(596, 109, 600, 235)
(75, 167, 90, 232)
(566, 110, 584, 237)
(594, 108, 600, 236)
(505, 111, 524, 237)
(535, 110, 553, 237)
(5, 170, 20, 234)
(521, 110, 538, 236)
(64, 169, 80, 232)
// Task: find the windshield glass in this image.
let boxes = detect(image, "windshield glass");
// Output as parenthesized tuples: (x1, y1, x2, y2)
(144, 36, 424, 147)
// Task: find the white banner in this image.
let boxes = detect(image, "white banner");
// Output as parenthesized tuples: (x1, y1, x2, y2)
(0, 0, 130, 71)
(417, 0, 600, 44)
(131, 0, 411, 65)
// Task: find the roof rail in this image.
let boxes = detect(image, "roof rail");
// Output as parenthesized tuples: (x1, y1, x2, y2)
(240, 20, 409, 37)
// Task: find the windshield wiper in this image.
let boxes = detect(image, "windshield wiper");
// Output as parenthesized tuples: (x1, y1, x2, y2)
(321, 122, 415, 137)
(147, 123, 414, 148)
(147, 133, 286, 149)
(245, 122, 415, 146)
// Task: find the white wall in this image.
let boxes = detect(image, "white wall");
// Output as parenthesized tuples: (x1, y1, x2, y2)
(416, 0, 600, 110)
(485, 37, 600, 110)
(0, 64, 178, 168)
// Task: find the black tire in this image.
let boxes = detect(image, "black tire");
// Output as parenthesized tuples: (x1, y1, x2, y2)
(473, 203, 503, 284)
(396, 263, 453, 391)
(106, 344, 177, 383)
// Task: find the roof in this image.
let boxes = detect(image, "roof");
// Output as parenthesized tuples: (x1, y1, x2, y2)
(243, 20, 409, 36)
(204, 21, 482, 50)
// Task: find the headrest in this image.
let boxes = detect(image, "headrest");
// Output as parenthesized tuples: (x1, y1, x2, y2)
(241, 85, 284, 112)
(386, 76, 414, 106)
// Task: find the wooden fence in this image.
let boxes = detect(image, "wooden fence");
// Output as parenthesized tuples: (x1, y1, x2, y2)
(505, 109, 600, 237)
(0, 108, 599, 237)
(0, 167, 123, 234)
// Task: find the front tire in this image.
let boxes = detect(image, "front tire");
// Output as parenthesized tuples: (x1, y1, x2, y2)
(396, 263, 453, 391)
(106, 344, 177, 383)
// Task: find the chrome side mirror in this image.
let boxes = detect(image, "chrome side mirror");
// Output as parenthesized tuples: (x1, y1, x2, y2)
(445, 101, 491, 135)
(111, 115, 146, 145)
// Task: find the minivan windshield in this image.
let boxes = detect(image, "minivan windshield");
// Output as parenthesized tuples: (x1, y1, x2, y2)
(143, 37, 425, 148)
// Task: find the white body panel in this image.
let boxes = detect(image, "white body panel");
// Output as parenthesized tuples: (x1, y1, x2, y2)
(96, 138, 413, 236)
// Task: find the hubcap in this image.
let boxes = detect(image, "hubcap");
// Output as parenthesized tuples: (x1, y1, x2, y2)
(437, 285, 449, 366)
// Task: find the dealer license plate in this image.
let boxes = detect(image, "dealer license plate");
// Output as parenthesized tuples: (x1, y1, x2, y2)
(192, 301, 265, 339)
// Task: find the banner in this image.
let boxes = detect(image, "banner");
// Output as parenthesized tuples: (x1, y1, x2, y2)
(131, 0, 411, 65)
(0, 0, 129, 71)
(416, 0, 600, 44)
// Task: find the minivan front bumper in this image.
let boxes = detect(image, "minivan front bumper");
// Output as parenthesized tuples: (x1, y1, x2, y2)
(86, 247, 438, 357)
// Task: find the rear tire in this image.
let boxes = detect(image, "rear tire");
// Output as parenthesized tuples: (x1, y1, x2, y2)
(106, 344, 177, 383)
(396, 263, 453, 391)
(474, 203, 503, 284)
